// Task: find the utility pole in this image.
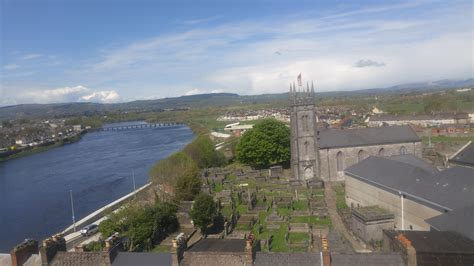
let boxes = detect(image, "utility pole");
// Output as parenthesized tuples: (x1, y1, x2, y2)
(132, 170, 136, 192)
(132, 170, 136, 199)
(70, 190, 76, 232)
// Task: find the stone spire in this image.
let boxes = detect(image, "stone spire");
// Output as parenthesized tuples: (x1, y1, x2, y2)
(311, 81, 315, 93)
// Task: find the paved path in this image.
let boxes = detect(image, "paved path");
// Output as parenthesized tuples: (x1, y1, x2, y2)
(324, 183, 370, 253)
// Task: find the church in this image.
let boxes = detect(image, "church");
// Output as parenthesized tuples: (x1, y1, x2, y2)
(289, 82, 422, 183)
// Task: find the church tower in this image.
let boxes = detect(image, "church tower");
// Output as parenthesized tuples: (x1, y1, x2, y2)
(289, 81, 320, 182)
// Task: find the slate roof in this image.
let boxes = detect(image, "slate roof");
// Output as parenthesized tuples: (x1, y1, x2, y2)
(254, 252, 321, 266)
(425, 204, 474, 240)
(112, 252, 172, 266)
(344, 156, 474, 211)
(187, 238, 246, 253)
(331, 253, 405, 266)
(450, 141, 474, 167)
(384, 230, 474, 254)
(49, 251, 107, 266)
(318, 125, 420, 149)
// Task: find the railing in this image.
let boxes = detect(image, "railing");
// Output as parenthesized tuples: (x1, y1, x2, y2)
(101, 123, 184, 131)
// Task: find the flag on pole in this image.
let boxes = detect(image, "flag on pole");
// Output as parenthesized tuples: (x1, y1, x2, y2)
(297, 73, 302, 86)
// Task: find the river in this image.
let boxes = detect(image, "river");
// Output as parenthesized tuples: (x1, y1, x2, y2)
(0, 122, 194, 252)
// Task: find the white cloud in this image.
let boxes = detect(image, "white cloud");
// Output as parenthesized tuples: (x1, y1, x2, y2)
(80, 90, 120, 103)
(353, 59, 386, 68)
(2, 1, 472, 104)
(19, 85, 120, 104)
(183, 16, 221, 25)
(184, 88, 223, 96)
(3, 64, 20, 70)
(80, 1, 471, 98)
(20, 53, 43, 60)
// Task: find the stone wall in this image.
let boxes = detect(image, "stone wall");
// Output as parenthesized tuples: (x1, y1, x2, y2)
(345, 175, 442, 230)
(351, 216, 394, 243)
(319, 141, 422, 182)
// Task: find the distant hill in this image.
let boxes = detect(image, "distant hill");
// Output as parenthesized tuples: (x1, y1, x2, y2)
(1, 79, 473, 120)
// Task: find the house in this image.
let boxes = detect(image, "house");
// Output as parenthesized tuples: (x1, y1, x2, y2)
(368, 113, 470, 127)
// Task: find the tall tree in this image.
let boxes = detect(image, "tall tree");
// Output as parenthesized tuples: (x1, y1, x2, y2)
(189, 193, 217, 233)
(236, 119, 290, 168)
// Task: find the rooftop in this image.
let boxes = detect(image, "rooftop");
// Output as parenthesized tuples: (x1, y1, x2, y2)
(112, 252, 171, 266)
(330, 253, 405, 266)
(449, 141, 474, 167)
(50, 251, 108, 266)
(425, 204, 474, 240)
(352, 206, 394, 222)
(318, 125, 420, 149)
(345, 156, 474, 211)
(384, 230, 474, 254)
(254, 252, 321, 266)
(187, 238, 246, 253)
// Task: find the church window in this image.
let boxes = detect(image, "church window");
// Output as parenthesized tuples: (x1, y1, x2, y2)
(304, 141, 309, 156)
(378, 148, 385, 156)
(336, 151, 344, 172)
(302, 115, 309, 131)
(358, 150, 366, 163)
(400, 146, 407, 155)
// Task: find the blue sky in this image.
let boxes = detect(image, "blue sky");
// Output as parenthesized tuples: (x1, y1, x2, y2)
(0, 0, 472, 105)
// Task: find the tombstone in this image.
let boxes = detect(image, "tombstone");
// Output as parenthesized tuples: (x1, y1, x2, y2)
(269, 165, 283, 178)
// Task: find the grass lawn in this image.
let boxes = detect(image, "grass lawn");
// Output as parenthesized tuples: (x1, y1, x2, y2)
(421, 135, 474, 144)
(292, 200, 309, 211)
(236, 204, 248, 215)
(277, 207, 292, 217)
(151, 245, 170, 253)
(269, 223, 290, 252)
(290, 216, 332, 228)
(213, 182, 223, 192)
(333, 185, 349, 210)
(288, 232, 309, 244)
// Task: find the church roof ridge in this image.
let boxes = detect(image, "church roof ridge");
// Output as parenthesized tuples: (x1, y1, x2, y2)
(317, 125, 420, 149)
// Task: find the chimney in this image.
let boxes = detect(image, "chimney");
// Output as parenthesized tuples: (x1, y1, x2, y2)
(74, 245, 85, 252)
(245, 234, 255, 265)
(10, 239, 39, 266)
(397, 233, 417, 266)
(40, 234, 66, 265)
(321, 236, 330, 266)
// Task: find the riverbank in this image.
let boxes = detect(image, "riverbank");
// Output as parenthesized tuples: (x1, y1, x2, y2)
(0, 131, 85, 162)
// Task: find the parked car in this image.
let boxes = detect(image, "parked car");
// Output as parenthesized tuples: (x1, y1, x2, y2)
(80, 224, 99, 236)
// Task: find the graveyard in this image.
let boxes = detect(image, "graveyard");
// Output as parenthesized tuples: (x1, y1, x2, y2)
(201, 165, 353, 253)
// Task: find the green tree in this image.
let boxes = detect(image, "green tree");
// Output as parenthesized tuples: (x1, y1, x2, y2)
(175, 168, 202, 201)
(149, 151, 199, 187)
(236, 119, 290, 168)
(123, 206, 154, 251)
(184, 135, 226, 168)
(189, 193, 217, 233)
(153, 201, 179, 240)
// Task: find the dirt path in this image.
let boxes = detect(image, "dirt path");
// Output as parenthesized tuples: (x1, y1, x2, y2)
(324, 182, 370, 253)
